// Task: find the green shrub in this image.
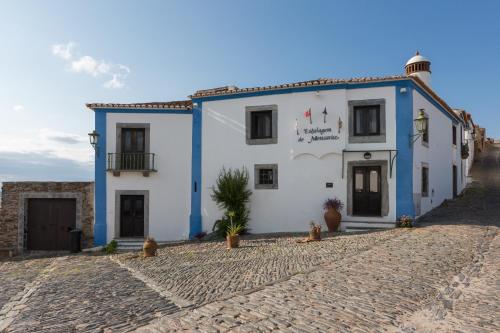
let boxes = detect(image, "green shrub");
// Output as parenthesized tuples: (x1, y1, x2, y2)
(103, 240, 118, 254)
(211, 167, 252, 237)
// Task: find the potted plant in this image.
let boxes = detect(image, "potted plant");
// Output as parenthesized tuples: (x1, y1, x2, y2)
(143, 237, 158, 257)
(309, 221, 321, 241)
(211, 167, 252, 237)
(323, 198, 344, 232)
(397, 215, 413, 228)
(226, 211, 243, 249)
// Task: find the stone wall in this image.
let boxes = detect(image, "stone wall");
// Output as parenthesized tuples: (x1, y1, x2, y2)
(0, 182, 94, 255)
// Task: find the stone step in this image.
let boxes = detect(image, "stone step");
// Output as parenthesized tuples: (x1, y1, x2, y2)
(114, 239, 178, 251)
(341, 221, 396, 233)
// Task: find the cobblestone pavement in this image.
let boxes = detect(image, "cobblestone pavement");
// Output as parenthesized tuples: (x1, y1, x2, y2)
(0, 256, 179, 332)
(115, 229, 402, 306)
(137, 145, 500, 332)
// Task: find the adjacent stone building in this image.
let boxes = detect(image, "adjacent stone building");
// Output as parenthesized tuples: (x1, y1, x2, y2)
(0, 182, 94, 256)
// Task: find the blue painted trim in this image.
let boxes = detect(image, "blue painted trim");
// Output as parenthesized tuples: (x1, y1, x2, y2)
(93, 108, 192, 115)
(189, 102, 203, 238)
(395, 82, 415, 218)
(194, 79, 461, 124)
(94, 112, 107, 246)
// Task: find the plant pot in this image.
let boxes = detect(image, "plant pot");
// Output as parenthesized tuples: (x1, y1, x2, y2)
(226, 235, 240, 249)
(143, 238, 158, 257)
(324, 208, 341, 232)
(309, 229, 321, 241)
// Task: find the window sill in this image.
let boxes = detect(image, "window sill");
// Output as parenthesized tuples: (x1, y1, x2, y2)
(348, 134, 386, 144)
(247, 138, 277, 145)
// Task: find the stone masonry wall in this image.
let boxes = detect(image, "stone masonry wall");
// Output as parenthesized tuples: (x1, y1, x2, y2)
(0, 182, 94, 255)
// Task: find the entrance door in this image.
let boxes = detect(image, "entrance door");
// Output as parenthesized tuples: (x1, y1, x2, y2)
(27, 198, 76, 251)
(452, 165, 458, 197)
(120, 195, 144, 237)
(121, 128, 145, 170)
(353, 166, 382, 216)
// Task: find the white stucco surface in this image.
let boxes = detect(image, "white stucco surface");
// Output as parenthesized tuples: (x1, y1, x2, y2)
(412, 90, 466, 217)
(201, 87, 397, 234)
(106, 112, 192, 242)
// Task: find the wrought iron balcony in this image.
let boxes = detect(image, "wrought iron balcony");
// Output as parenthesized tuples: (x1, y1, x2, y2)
(107, 153, 156, 176)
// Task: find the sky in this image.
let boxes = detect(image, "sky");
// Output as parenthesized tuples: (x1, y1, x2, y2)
(0, 0, 499, 182)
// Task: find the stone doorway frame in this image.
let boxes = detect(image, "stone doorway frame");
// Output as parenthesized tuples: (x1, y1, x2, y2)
(18, 192, 83, 252)
(346, 160, 389, 217)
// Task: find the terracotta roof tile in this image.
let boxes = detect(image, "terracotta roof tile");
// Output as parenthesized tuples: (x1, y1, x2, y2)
(190, 76, 408, 98)
(86, 100, 193, 110)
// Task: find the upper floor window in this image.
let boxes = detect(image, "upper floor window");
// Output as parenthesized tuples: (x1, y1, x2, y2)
(353, 105, 380, 136)
(452, 125, 457, 145)
(348, 99, 386, 144)
(422, 116, 429, 145)
(246, 105, 278, 145)
(251, 111, 272, 139)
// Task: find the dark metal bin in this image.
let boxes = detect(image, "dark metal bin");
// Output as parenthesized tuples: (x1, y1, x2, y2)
(70, 229, 82, 253)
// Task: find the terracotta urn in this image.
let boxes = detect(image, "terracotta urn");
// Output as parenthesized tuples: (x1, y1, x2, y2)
(143, 238, 158, 257)
(324, 209, 341, 232)
(226, 235, 240, 249)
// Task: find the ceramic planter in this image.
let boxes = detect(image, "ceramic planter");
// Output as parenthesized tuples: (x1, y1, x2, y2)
(143, 238, 158, 257)
(226, 235, 240, 249)
(324, 208, 341, 232)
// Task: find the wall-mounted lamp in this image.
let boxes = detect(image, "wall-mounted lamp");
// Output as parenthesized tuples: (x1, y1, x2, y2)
(338, 116, 343, 134)
(400, 87, 407, 94)
(88, 130, 100, 155)
(409, 109, 428, 146)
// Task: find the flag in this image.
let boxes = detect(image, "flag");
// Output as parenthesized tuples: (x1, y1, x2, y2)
(304, 108, 312, 124)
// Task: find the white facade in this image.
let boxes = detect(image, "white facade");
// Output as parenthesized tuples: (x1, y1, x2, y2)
(201, 87, 398, 233)
(412, 91, 466, 217)
(91, 53, 473, 243)
(105, 113, 192, 242)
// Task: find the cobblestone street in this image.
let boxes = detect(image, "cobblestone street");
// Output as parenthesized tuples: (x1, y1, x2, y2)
(0, 144, 499, 332)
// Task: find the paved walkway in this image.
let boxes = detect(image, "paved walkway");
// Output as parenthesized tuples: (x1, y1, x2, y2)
(0, 144, 498, 332)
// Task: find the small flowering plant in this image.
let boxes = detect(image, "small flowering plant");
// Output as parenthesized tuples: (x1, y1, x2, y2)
(323, 198, 344, 211)
(397, 215, 413, 228)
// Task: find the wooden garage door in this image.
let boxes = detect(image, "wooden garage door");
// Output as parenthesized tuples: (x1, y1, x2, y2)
(27, 198, 76, 251)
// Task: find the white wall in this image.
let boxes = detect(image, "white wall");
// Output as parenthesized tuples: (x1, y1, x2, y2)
(412, 91, 465, 216)
(201, 87, 397, 234)
(106, 113, 192, 242)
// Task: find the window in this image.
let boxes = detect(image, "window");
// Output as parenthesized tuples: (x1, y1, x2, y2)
(246, 105, 278, 145)
(452, 125, 457, 145)
(251, 111, 272, 139)
(254, 164, 278, 189)
(422, 166, 429, 197)
(348, 99, 386, 143)
(353, 105, 380, 136)
(422, 117, 429, 144)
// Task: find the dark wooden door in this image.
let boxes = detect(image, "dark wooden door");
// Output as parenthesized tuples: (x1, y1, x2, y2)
(353, 166, 382, 216)
(453, 165, 458, 197)
(27, 199, 76, 251)
(120, 195, 144, 237)
(121, 128, 145, 170)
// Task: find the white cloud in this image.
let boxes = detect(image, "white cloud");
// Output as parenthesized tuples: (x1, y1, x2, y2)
(103, 74, 124, 89)
(0, 128, 92, 164)
(52, 41, 130, 88)
(70, 56, 111, 77)
(52, 42, 75, 60)
(13, 105, 24, 112)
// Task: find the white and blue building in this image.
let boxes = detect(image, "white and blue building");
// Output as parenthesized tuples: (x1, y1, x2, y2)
(87, 53, 468, 246)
